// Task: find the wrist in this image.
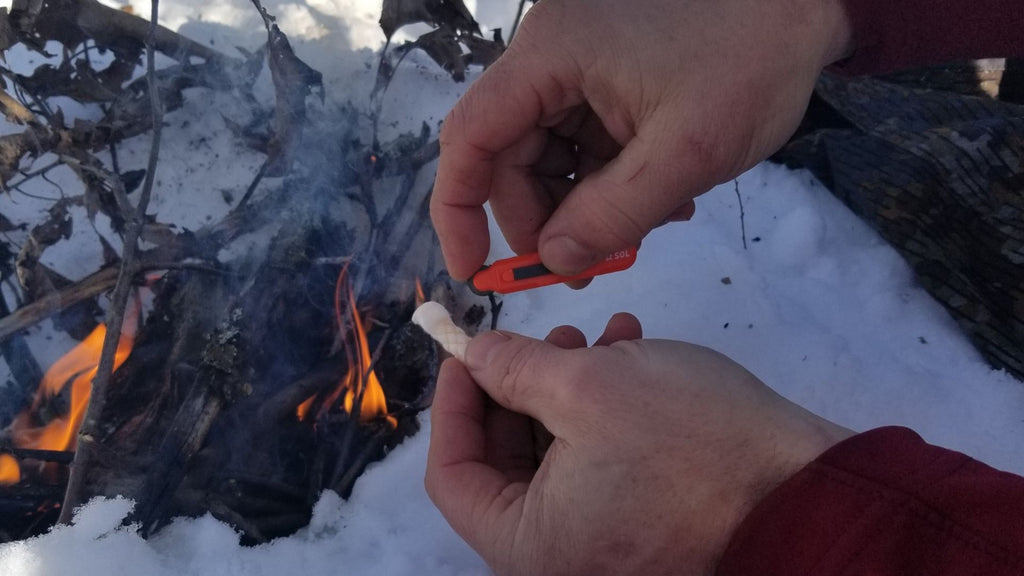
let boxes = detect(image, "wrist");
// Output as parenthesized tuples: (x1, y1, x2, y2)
(716, 411, 855, 569)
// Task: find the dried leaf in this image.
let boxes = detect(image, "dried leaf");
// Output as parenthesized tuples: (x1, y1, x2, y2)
(0, 89, 34, 124)
(16, 199, 72, 296)
(0, 213, 26, 232)
(0, 242, 14, 280)
(379, 0, 432, 40)
(11, 0, 87, 54)
(377, 19, 501, 91)
(120, 169, 145, 195)
(379, 0, 480, 40)
(140, 220, 178, 248)
(250, 0, 324, 175)
(65, 152, 132, 230)
(462, 28, 504, 69)
(0, 8, 15, 59)
(371, 50, 399, 98)
(98, 232, 118, 266)
(401, 26, 466, 82)
(0, 126, 63, 186)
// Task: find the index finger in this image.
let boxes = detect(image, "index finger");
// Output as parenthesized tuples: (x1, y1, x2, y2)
(431, 43, 583, 280)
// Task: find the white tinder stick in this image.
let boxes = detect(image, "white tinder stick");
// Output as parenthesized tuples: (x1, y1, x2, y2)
(412, 301, 471, 363)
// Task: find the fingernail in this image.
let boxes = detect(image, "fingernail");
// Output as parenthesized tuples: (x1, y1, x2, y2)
(465, 331, 510, 370)
(542, 236, 599, 275)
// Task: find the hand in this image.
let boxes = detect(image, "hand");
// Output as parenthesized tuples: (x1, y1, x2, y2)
(431, 0, 853, 279)
(425, 314, 854, 575)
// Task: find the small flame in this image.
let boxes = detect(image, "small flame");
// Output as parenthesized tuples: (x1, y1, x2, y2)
(295, 396, 316, 422)
(296, 267, 395, 427)
(342, 284, 396, 427)
(4, 298, 138, 482)
(9, 323, 135, 453)
(0, 454, 20, 486)
(414, 278, 426, 306)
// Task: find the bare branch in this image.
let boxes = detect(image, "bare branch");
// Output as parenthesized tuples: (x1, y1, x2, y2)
(59, 0, 164, 523)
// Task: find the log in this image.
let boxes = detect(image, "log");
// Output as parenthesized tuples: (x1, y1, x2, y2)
(777, 71, 1024, 380)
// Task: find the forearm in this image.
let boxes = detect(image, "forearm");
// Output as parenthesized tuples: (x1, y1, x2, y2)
(834, 0, 1024, 74)
(717, 427, 1024, 575)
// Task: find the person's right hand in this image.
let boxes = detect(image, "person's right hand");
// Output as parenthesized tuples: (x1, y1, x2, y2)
(426, 314, 854, 575)
(431, 0, 853, 280)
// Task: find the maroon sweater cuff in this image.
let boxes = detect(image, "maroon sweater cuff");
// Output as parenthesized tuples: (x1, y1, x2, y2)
(717, 426, 1024, 575)
(834, 0, 1024, 74)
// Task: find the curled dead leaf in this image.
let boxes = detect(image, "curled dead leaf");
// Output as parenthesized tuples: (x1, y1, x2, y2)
(379, 0, 480, 41)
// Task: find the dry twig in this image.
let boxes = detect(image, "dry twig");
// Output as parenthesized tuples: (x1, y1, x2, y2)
(734, 179, 747, 250)
(59, 0, 164, 523)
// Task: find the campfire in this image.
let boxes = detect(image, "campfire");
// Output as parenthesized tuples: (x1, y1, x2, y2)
(0, 0, 497, 545)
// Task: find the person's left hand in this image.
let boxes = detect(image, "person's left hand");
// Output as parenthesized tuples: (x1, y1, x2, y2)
(425, 313, 853, 575)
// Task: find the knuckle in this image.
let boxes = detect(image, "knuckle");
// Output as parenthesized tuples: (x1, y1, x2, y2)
(496, 340, 540, 407)
(577, 180, 648, 248)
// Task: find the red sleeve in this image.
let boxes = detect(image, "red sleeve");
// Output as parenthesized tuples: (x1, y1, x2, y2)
(716, 426, 1024, 576)
(834, 0, 1024, 74)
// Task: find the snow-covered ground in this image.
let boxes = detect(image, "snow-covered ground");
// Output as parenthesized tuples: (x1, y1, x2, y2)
(1, 0, 1022, 574)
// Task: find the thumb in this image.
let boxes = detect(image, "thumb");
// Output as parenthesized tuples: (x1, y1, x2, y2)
(464, 331, 578, 426)
(538, 121, 716, 274)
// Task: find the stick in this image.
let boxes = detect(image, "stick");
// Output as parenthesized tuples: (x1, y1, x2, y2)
(734, 179, 747, 250)
(237, 160, 269, 208)
(60, 0, 164, 524)
(0, 259, 218, 343)
(8, 448, 76, 464)
(510, 0, 529, 40)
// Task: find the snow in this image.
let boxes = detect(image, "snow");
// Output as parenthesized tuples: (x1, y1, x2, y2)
(1, 0, 1022, 574)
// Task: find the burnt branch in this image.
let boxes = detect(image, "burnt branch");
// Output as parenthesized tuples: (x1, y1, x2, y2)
(10, 0, 232, 67)
(0, 256, 220, 343)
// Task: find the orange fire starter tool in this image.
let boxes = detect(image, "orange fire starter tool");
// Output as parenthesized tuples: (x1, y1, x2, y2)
(469, 246, 638, 295)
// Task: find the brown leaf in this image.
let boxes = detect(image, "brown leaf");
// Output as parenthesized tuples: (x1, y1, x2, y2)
(15, 199, 72, 296)
(462, 28, 504, 69)
(379, 0, 480, 41)
(400, 26, 465, 82)
(0, 8, 15, 59)
(65, 152, 132, 230)
(0, 213, 26, 232)
(0, 89, 34, 124)
(379, 0, 432, 40)
(250, 0, 324, 175)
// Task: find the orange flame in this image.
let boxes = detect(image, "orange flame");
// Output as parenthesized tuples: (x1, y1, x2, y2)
(0, 453, 20, 486)
(295, 396, 316, 422)
(414, 278, 426, 307)
(4, 300, 138, 483)
(342, 284, 396, 427)
(296, 267, 395, 427)
(10, 323, 134, 453)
